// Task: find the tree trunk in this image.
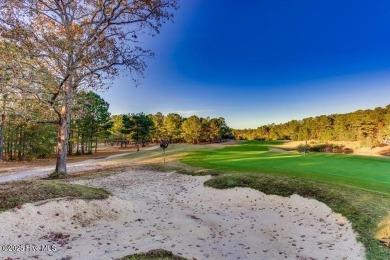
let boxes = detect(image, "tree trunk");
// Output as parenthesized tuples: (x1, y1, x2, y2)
(6, 117, 10, 160)
(8, 116, 13, 160)
(55, 108, 69, 174)
(0, 113, 5, 162)
(81, 134, 85, 154)
(54, 83, 72, 176)
(68, 141, 72, 156)
(68, 129, 73, 156)
(89, 136, 92, 154)
(0, 94, 6, 162)
(18, 124, 22, 160)
(76, 132, 80, 155)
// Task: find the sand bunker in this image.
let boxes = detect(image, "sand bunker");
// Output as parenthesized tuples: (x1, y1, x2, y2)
(0, 170, 365, 259)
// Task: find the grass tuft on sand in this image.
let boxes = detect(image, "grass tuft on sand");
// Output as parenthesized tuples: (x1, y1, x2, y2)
(118, 249, 187, 260)
(0, 180, 110, 212)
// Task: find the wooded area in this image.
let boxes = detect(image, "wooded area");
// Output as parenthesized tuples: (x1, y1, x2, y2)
(0, 90, 109, 161)
(0, 89, 233, 160)
(0, 0, 177, 175)
(233, 105, 390, 148)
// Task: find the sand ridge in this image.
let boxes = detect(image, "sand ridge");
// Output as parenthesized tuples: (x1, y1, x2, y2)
(0, 169, 365, 259)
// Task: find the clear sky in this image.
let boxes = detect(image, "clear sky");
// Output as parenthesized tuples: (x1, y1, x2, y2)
(99, 0, 390, 129)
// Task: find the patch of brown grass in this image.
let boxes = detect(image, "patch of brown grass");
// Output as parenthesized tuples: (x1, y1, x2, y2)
(377, 214, 390, 247)
(0, 180, 110, 212)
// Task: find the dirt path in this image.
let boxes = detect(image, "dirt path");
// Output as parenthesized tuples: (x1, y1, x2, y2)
(0, 145, 159, 183)
(0, 169, 365, 260)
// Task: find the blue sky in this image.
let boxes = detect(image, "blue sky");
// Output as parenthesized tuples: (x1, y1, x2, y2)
(99, 0, 390, 129)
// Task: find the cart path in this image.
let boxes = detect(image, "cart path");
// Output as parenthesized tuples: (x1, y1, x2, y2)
(0, 145, 159, 183)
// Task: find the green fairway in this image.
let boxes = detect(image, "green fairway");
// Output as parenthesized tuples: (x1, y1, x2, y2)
(180, 141, 390, 258)
(182, 141, 390, 195)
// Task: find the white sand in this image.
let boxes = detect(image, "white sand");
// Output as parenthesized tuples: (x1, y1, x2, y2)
(0, 170, 365, 259)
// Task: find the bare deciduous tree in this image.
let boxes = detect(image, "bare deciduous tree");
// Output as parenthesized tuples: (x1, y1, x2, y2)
(0, 0, 177, 175)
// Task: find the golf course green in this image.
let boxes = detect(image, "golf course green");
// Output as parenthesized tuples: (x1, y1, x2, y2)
(182, 141, 390, 195)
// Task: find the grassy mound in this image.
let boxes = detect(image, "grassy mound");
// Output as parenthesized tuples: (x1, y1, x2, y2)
(0, 180, 110, 212)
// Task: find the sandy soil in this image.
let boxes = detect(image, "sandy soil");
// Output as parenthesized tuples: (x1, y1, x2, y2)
(0, 144, 154, 175)
(0, 145, 159, 183)
(277, 141, 390, 157)
(0, 169, 365, 260)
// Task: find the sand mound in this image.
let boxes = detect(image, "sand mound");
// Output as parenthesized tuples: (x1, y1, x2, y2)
(0, 170, 365, 259)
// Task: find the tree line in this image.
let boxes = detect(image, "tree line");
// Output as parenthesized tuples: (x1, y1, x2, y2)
(0, 88, 232, 161)
(108, 113, 233, 148)
(233, 105, 390, 148)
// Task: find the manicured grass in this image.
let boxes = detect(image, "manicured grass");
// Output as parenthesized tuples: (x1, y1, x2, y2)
(179, 141, 390, 259)
(0, 180, 110, 212)
(204, 172, 390, 260)
(182, 141, 390, 195)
